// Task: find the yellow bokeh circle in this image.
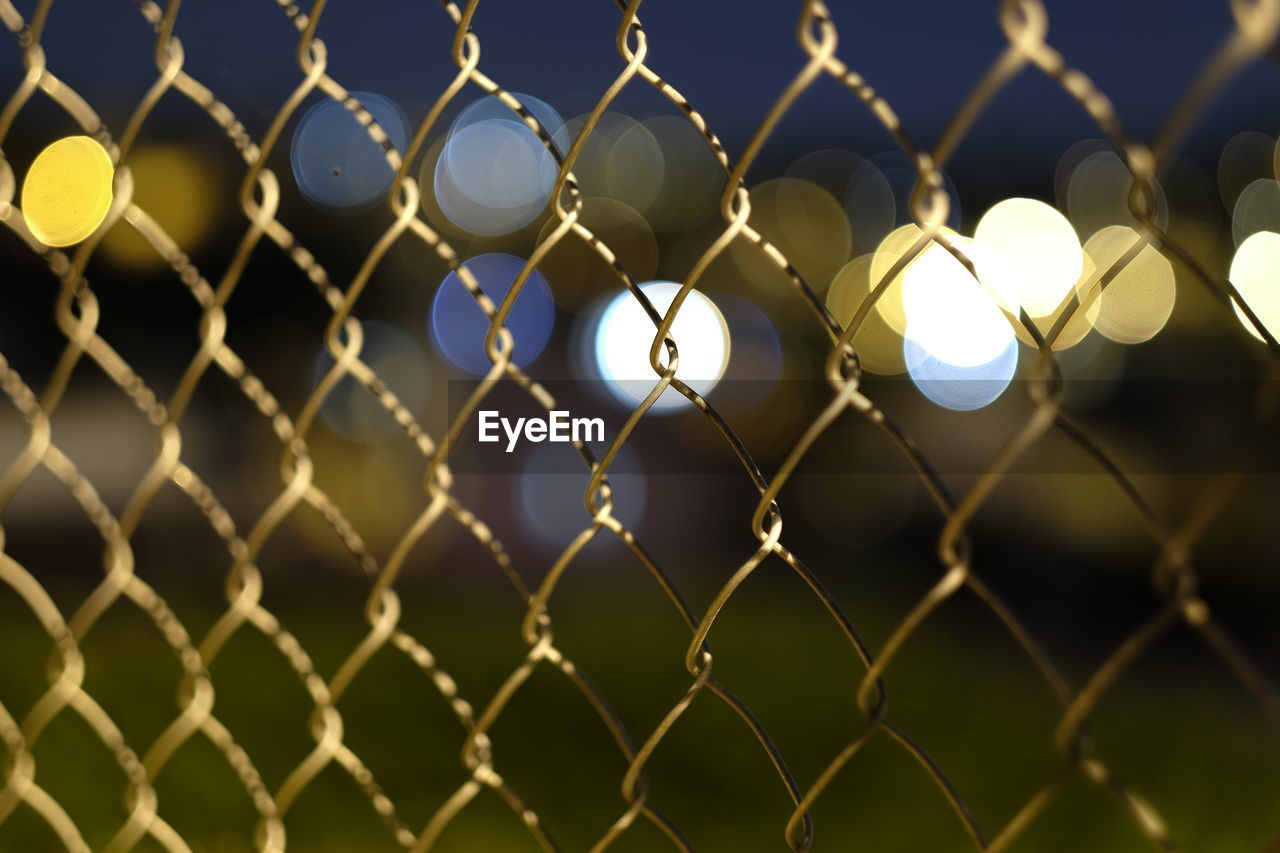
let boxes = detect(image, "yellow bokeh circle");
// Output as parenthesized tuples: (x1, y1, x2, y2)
(1081, 225, 1176, 345)
(21, 135, 115, 247)
(730, 177, 852, 296)
(826, 254, 906, 375)
(1009, 251, 1098, 351)
(101, 144, 219, 270)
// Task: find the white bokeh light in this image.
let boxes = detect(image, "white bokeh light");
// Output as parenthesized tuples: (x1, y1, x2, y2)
(900, 237, 1018, 411)
(906, 335, 1019, 412)
(1228, 230, 1280, 342)
(902, 238, 1015, 368)
(593, 282, 730, 412)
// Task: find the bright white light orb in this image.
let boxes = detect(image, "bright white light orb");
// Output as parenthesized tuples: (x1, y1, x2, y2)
(592, 281, 730, 412)
(906, 335, 1018, 412)
(902, 238, 1015, 368)
(1228, 230, 1280, 342)
(868, 223, 963, 336)
(975, 197, 1084, 317)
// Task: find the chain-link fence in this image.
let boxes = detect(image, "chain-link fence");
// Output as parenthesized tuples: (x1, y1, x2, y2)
(1, 0, 1278, 850)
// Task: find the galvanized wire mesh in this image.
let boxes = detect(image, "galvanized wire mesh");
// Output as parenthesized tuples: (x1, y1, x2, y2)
(0, 0, 1278, 850)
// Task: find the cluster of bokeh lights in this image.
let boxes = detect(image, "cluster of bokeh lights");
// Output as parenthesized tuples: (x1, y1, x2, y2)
(432, 93, 562, 236)
(15, 95, 1280, 421)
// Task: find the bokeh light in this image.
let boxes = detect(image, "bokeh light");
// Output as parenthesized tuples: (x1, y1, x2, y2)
(453, 93, 564, 150)
(436, 125, 555, 237)
(431, 252, 556, 375)
(313, 320, 429, 444)
(906, 334, 1018, 412)
(1230, 178, 1280, 246)
(867, 223, 962, 336)
(21, 135, 115, 247)
(429, 93, 563, 237)
(785, 150, 896, 256)
(730, 177, 851, 295)
(101, 143, 219, 270)
(902, 236, 1014, 369)
(712, 293, 783, 410)
(1081, 225, 1176, 345)
(290, 92, 408, 213)
(1218, 130, 1276, 212)
(826, 254, 906, 375)
(556, 112, 665, 216)
(898, 235, 1018, 411)
(592, 281, 730, 411)
(1063, 149, 1168, 239)
(974, 197, 1084, 318)
(1055, 138, 1109, 205)
(641, 115, 723, 232)
(1008, 251, 1098, 351)
(1228, 230, 1280, 342)
(870, 150, 962, 233)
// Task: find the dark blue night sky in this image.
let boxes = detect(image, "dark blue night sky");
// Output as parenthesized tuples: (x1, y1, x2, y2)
(8, 0, 1279, 217)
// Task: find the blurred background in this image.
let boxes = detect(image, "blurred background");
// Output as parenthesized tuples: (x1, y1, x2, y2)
(0, 0, 1278, 850)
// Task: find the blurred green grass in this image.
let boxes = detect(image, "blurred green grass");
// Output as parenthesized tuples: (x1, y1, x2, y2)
(0, 560, 1276, 852)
